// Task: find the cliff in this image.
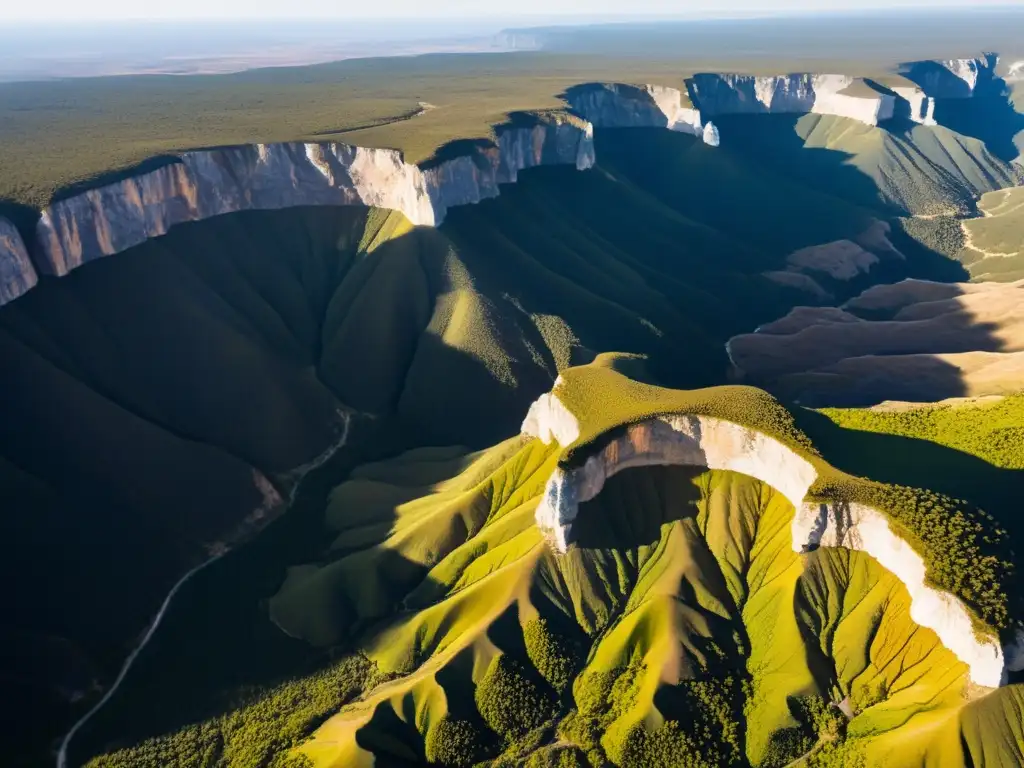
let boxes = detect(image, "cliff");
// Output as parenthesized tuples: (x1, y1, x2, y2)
(521, 388, 1021, 688)
(564, 83, 704, 136)
(0, 219, 36, 304)
(0, 54, 1002, 305)
(687, 73, 897, 126)
(899, 54, 998, 99)
(2, 117, 594, 296)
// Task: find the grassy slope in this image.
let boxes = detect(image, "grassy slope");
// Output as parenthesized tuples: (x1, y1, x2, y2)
(83, 360, 1024, 768)
(711, 113, 1020, 217)
(960, 186, 1024, 280)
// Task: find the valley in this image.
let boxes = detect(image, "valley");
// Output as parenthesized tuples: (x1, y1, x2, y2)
(1, 17, 1023, 768)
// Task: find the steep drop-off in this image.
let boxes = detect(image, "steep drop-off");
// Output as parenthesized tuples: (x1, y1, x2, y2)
(82, 359, 1024, 768)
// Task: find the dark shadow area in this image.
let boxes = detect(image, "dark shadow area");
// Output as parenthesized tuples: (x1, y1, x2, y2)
(50, 155, 183, 205)
(0, 198, 40, 246)
(419, 137, 496, 170)
(707, 114, 898, 216)
(572, 464, 703, 550)
(793, 407, 1024, 535)
(933, 77, 1024, 163)
(897, 57, 998, 101)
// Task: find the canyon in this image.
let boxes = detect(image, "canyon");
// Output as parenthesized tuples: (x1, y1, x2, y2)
(0, 55, 1005, 309)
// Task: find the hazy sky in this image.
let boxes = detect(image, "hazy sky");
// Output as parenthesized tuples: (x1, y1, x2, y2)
(2, 0, 1023, 22)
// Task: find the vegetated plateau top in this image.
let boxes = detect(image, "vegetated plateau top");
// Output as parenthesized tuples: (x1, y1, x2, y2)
(0, 15, 1020, 213)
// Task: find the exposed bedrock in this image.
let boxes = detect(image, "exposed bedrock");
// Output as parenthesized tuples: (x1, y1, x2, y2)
(793, 500, 1024, 686)
(521, 390, 1021, 687)
(687, 73, 896, 126)
(0, 218, 36, 304)
(14, 118, 594, 289)
(563, 83, 704, 136)
(899, 54, 998, 99)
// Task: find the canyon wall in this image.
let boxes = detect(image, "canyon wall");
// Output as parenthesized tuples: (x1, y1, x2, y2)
(0, 219, 36, 304)
(899, 55, 997, 99)
(521, 389, 1020, 687)
(0, 118, 594, 300)
(793, 500, 1024, 686)
(564, 83, 704, 136)
(687, 73, 897, 126)
(0, 54, 1001, 305)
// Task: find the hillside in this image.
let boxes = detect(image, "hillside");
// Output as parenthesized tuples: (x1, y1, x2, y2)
(80, 360, 1024, 768)
(2, 39, 1024, 768)
(2, 166, 820, 765)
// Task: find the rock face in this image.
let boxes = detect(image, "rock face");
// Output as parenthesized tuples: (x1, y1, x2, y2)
(521, 387, 1019, 687)
(687, 73, 896, 126)
(564, 83, 703, 135)
(423, 120, 595, 218)
(19, 118, 594, 286)
(792, 500, 1020, 687)
(702, 122, 721, 147)
(899, 55, 997, 99)
(0, 219, 37, 305)
(891, 85, 937, 125)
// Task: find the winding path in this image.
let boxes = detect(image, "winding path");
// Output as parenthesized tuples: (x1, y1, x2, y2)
(56, 413, 352, 768)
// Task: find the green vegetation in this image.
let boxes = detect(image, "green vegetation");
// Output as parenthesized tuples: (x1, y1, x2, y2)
(550, 361, 1017, 631)
(0, 53, 701, 209)
(84, 359, 1023, 768)
(84, 655, 377, 768)
(820, 395, 1024, 471)
(960, 187, 1024, 281)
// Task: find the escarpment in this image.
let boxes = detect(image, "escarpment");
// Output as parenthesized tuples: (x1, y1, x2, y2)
(899, 54, 998, 99)
(0, 52, 1008, 309)
(0, 117, 594, 302)
(521, 384, 1021, 688)
(688, 73, 898, 126)
(0, 219, 36, 304)
(564, 83, 704, 136)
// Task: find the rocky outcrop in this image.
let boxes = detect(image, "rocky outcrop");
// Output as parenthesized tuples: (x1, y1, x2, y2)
(522, 388, 1020, 687)
(564, 83, 703, 135)
(0, 219, 36, 305)
(792, 500, 1022, 686)
(687, 73, 896, 126)
(891, 85, 937, 125)
(25, 118, 594, 282)
(899, 55, 997, 99)
(35, 144, 436, 278)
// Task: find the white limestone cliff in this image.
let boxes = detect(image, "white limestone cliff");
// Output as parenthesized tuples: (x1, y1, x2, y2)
(27, 119, 594, 281)
(521, 388, 1021, 687)
(792, 500, 1024, 686)
(891, 85, 937, 125)
(899, 55, 997, 99)
(564, 83, 703, 135)
(0, 219, 37, 305)
(687, 73, 895, 126)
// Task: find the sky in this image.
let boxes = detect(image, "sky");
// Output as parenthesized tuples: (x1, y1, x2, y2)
(2, 0, 1023, 23)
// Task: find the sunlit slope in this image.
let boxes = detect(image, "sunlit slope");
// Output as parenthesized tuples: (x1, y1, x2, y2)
(83, 359, 1023, 767)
